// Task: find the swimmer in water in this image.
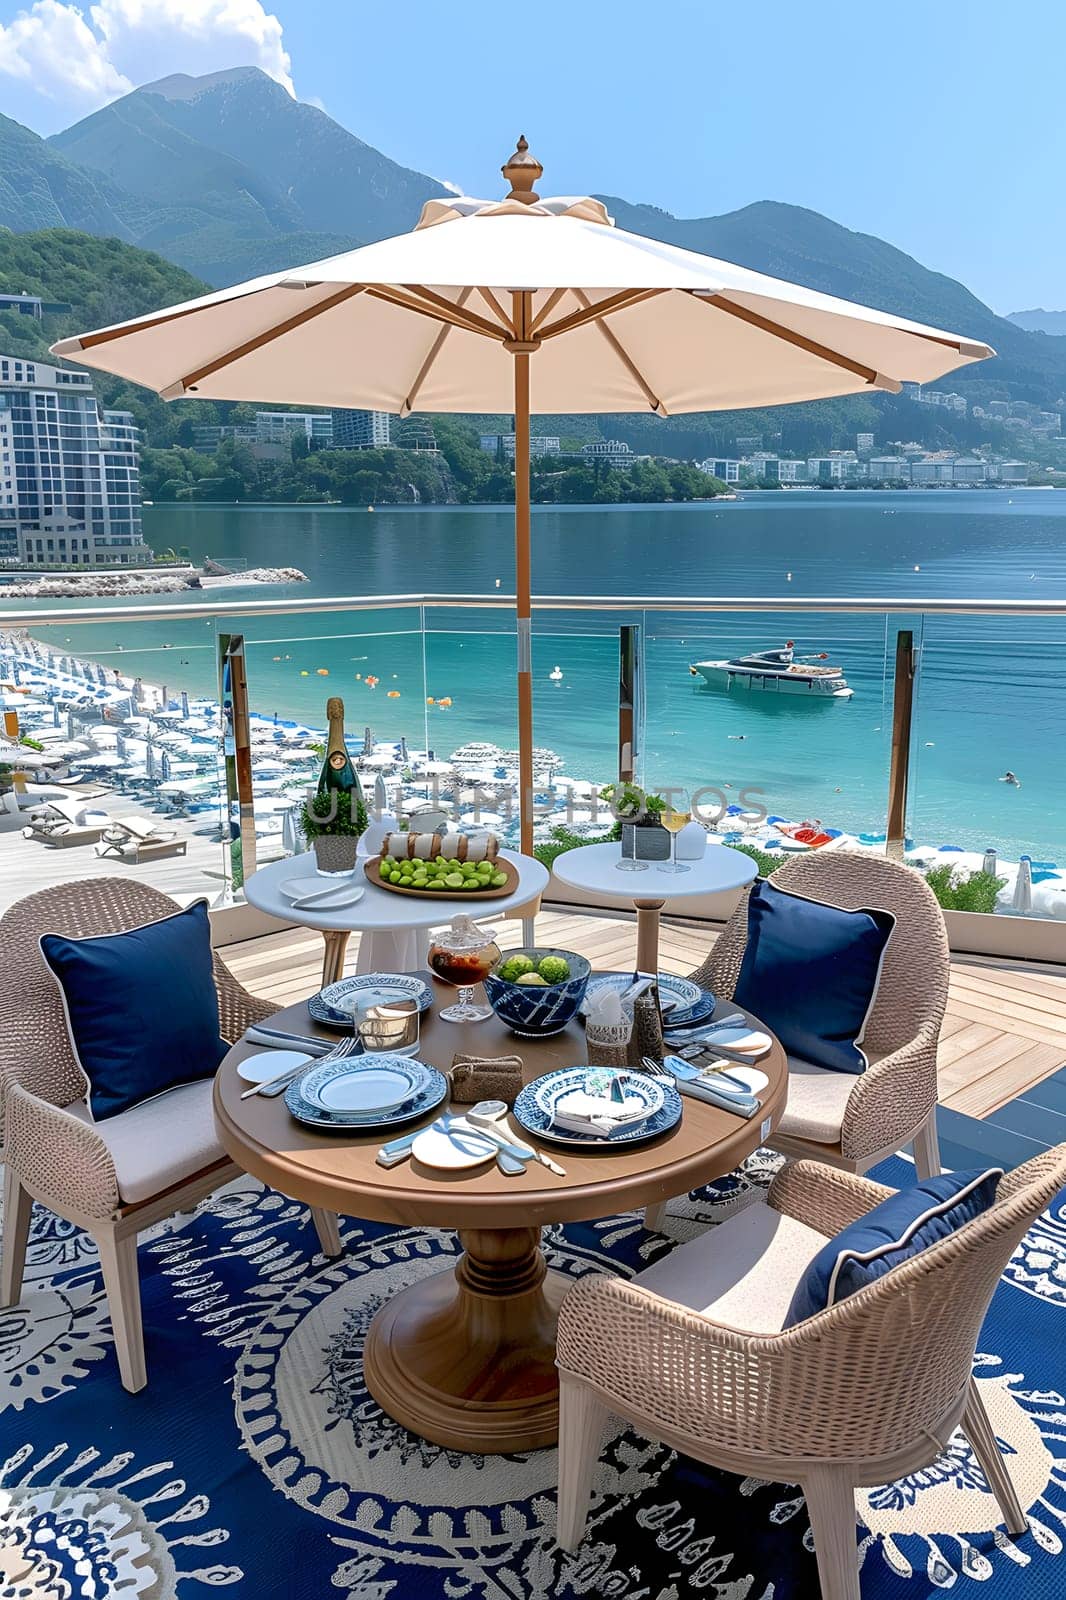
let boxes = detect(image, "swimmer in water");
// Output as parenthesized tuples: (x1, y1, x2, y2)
(1000, 771, 1021, 788)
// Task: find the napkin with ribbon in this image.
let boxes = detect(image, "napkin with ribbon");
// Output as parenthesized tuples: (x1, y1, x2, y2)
(450, 1052, 524, 1105)
(549, 1077, 654, 1140)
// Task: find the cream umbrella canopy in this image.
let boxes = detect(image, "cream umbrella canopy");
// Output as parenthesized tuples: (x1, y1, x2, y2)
(53, 137, 994, 849)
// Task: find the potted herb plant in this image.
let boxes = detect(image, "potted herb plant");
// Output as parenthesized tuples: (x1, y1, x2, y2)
(599, 782, 670, 861)
(300, 787, 370, 875)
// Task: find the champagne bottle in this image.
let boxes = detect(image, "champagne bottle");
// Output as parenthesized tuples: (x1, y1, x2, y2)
(318, 697, 361, 796)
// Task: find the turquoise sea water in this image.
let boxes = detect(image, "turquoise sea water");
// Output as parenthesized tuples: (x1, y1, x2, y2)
(4, 490, 1064, 860)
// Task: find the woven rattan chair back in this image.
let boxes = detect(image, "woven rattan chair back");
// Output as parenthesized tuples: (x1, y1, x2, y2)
(0, 879, 265, 1133)
(690, 851, 949, 1058)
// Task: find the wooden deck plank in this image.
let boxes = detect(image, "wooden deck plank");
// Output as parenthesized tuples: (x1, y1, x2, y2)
(219, 908, 1066, 1122)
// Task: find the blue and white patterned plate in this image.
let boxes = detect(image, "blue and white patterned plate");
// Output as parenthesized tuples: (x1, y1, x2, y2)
(286, 1056, 447, 1132)
(308, 973, 432, 1029)
(513, 1066, 683, 1148)
(580, 972, 715, 1026)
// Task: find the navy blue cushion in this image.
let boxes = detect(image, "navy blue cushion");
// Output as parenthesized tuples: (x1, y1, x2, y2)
(40, 899, 227, 1122)
(733, 877, 895, 1074)
(784, 1167, 1003, 1326)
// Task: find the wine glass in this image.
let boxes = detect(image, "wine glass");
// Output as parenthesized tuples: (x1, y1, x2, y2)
(658, 809, 691, 874)
(427, 924, 501, 1022)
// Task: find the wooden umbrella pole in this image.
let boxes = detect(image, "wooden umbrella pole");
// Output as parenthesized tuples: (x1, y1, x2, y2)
(513, 330, 534, 855)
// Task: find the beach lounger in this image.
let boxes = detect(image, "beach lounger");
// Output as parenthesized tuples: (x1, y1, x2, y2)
(94, 815, 188, 864)
(22, 796, 111, 847)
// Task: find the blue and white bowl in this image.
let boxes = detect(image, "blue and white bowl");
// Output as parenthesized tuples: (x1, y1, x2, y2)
(483, 948, 591, 1038)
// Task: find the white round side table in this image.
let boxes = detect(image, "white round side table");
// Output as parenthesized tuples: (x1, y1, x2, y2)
(550, 840, 757, 974)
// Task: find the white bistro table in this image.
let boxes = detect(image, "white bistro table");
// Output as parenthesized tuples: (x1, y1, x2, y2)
(244, 848, 550, 986)
(550, 840, 757, 975)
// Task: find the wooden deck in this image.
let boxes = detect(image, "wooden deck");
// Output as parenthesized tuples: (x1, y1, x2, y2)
(220, 906, 1066, 1121)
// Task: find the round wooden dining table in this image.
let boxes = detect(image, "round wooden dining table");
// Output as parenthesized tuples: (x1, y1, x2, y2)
(214, 974, 788, 1454)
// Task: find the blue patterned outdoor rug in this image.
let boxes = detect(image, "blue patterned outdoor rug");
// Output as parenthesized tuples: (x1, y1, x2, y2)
(3, 1151, 1066, 1600)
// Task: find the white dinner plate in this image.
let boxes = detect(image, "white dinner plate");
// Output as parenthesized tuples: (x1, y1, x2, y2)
(411, 1124, 499, 1171)
(237, 1049, 312, 1085)
(304, 1059, 429, 1115)
(280, 874, 365, 908)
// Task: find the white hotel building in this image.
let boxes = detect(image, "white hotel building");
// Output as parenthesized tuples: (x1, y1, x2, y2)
(0, 355, 149, 567)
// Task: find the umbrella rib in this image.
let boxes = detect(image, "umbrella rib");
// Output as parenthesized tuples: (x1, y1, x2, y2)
(536, 288, 668, 342)
(572, 289, 666, 414)
(176, 284, 368, 392)
(696, 293, 901, 389)
(474, 286, 516, 334)
(69, 285, 268, 352)
(528, 287, 569, 335)
(402, 289, 473, 413)
(397, 284, 509, 340)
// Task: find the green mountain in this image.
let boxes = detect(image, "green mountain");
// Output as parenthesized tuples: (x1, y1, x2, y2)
(47, 66, 448, 284)
(599, 196, 1064, 407)
(2, 68, 1064, 461)
(0, 111, 142, 239)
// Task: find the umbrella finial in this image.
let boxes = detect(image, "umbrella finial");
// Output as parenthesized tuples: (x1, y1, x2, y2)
(502, 134, 542, 204)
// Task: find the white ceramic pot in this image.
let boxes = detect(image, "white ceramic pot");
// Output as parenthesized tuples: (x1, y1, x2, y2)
(676, 819, 708, 860)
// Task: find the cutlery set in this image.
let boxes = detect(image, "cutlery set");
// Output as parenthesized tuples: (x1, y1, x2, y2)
(239, 1036, 358, 1099)
(240, 974, 763, 1163)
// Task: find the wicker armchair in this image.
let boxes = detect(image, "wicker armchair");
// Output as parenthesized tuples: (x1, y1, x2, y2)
(678, 852, 947, 1200)
(558, 1147, 1066, 1600)
(0, 879, 341, 1392)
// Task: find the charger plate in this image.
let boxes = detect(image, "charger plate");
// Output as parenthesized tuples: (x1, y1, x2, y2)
(286, 1056, 447, 1131)
(513, 1066, 682, 1148)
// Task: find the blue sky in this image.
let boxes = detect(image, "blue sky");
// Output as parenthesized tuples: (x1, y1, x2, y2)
(1, 0, 1062, 313)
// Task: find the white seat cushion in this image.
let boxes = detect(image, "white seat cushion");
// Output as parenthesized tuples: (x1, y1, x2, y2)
(777, 1055, 860, 1145)
(632, 1200, 829, 1334)
(70, 1078, 225, 1204)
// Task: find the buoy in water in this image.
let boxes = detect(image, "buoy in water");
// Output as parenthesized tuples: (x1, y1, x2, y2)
(387, 689, 401, 698)
(316, 668, 329, 676)
(438, 696, 453, 708)
(299, 670, 309, 677)
(367, 506, 374, 512)
(786, 571, 792, 581)
(355, 673, 362, 680)
(272, 655, 281, 661)
(914, 565, 921, 572)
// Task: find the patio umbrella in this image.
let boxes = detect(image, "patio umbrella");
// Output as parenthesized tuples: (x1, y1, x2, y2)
(374, 773, 389, 817)
(54, 136, 994, 849)
(1013, 855, 1033, 915)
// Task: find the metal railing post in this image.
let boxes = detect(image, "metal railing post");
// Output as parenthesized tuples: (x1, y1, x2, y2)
(618, 623, 643, 784)
(886, 628, 916, 860)
(219, 632, 256, 891)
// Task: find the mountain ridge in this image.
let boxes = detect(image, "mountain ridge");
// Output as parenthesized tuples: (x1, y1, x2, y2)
(0, 65, 1063, 434)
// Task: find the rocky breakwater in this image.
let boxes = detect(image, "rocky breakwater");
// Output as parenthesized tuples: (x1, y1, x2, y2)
(1, 565, 307, 599)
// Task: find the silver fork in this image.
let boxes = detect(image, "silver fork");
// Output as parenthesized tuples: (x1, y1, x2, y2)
(244, 1036, 358, 1100)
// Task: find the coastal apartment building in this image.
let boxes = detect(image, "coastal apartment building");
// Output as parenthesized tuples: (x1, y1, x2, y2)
(193, 411, 333, 452)
(330, 408, 392, 449)
(480, 433, 562, 459)
(0, 355, 149, 568)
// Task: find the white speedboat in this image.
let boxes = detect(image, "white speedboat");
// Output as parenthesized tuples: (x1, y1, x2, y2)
(690, 642, 854, 698)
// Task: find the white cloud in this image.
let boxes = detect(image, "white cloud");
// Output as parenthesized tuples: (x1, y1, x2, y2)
(0, 0, 293, 117)
(435, 177, 463, 196)
(0, 1, 132, 107)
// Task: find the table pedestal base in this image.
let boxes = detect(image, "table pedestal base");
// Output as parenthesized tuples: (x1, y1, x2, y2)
(633, 897, 665, 975)
(363, 1225, 569, 1453)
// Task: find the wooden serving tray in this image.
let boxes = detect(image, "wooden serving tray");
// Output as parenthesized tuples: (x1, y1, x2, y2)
(365, 855, 519, 900)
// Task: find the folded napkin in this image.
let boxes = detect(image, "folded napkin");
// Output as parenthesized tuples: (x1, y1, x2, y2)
(550, 1086, 653, 1140)
(657, 1057, 760, 1119)
(450, 1052, 524, 1105)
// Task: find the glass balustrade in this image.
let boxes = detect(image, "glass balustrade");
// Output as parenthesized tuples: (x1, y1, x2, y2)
(0, 594, 1062, 948)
